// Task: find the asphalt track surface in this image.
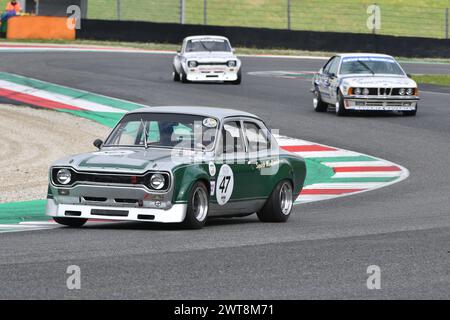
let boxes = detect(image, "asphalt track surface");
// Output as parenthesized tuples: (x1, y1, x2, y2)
(1, 52, 450, 299)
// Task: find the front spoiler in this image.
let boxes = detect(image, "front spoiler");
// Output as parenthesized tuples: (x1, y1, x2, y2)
(343, 97, 419, 111)
(46, 199, 187, 223)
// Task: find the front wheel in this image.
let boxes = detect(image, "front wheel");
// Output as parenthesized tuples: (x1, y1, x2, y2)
(173, 66, 180, 82)
(403, 104, 418, 116)
(53, 217, 87, 228)
(336, 91, 348, 116)
(231, 69, 242, 85)
(182, 181, 209, 229)
(257, 180, 294, 223)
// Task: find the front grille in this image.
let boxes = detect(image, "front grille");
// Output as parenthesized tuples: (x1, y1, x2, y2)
(51, 168, 170, 191)
(197, 62, 227, 66)
(378, 88, 392, 95)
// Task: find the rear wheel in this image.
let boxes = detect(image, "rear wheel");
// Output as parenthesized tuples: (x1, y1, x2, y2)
(336, 91, 348, 116)
(182, 181, 209, 229)
(403, 104, 418, 116)
(313, 87, 328, 112)
(257, 180, 294, 223)
(53, 217, 87, 228)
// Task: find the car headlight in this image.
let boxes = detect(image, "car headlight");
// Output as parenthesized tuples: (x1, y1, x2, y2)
(227, 60, 237, 67)
(362, 88, 370, 95)
(406, 88, 414, 95)
(150, 173, 165, 190)
(353, 88, 362, 95)
(188, 61, 198, 68)
(56, 169, 72, 185)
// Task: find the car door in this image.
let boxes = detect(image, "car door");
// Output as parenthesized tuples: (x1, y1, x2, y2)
(212, 119, 253, 213)
(317, 56, 339, 103)
(327, 56, 341, 103)
(242, 119, 276, 202)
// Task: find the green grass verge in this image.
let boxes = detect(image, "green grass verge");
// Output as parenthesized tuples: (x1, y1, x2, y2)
(1, 0, 448, 38)
(412, 74, 450, 86)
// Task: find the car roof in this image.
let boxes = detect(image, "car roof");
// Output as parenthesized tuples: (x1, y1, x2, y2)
(127, 106, 260, 121)
(183, 35, 230, 42)
(337, 53, 395, 59)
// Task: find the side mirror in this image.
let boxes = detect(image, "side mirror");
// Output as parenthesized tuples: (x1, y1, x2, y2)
(176, 50, 181, 54)
(93, 139, 103, 149)
(406, 73, 412, 78)
(319, 68, 323, 74)
(329, 72, 336, 78)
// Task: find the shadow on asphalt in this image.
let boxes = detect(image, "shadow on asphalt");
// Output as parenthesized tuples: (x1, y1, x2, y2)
(77, 215, 260, 231)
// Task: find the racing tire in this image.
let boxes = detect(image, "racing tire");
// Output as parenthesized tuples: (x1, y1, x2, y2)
(336, 91, 348, 116)
(231, 69, 242, 85)
(403, 104, 418, 116)
(53, 217, 88, 228)
(182, 181, 209, 229)
(180, 68, 189, 83)
(313, 87, 328, 112)
(173, 67, 180, 82)
(257, 180, 294, 223)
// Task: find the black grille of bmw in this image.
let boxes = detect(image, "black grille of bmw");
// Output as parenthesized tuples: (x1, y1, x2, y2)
(51, 168, 170, 190)
(378, 88, 392, 95)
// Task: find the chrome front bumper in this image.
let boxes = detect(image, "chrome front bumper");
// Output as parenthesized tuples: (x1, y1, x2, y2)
(46, 199, 187, 223)
(186, 66, 239, 82)
(344, 96, 419, 111)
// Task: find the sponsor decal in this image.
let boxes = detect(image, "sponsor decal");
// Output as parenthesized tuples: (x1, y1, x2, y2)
(216, 164, 234, 205)
(208, 161, 217, 176)
(203, 117, 218, 128)
(94, 150, 135, 156)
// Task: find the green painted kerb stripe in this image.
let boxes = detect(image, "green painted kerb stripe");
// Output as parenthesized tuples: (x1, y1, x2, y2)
(0, 200, 47, 224)
(0, 72, 146, 112)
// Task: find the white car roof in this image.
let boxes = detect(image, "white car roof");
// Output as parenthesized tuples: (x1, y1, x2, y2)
(338, 53, 395, 59)
(183, 35, 230, 42)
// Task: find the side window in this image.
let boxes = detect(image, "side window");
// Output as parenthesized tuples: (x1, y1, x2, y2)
(323, 57, 338, 74)
(322, 57, 334, 74)
(243, 121, 270, 153)
(219, 121, 244, 154)
(328, 57, 340, 75)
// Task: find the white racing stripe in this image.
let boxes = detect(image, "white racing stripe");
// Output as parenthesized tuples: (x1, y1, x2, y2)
(332, 171, 402, 178)
(322, 161, 389, 167)
(303, 182, 384, 189)
(0, 80, 125, 113)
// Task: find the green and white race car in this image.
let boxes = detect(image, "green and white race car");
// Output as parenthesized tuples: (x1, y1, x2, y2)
(46, 106, 306, 229)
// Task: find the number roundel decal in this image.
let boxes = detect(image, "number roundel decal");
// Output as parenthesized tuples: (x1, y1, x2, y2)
(216, 164, 234, 206)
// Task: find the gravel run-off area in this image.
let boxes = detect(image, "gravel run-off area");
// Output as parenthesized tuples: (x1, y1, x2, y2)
(0, 104, 109, 203)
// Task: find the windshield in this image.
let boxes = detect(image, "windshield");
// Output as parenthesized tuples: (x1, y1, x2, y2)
(185, 39, 231, 53)
(340, 57, 405, 75)
(105, 113, 219, 151)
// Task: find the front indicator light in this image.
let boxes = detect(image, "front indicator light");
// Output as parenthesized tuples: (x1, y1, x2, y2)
(56, 169, 71, 185)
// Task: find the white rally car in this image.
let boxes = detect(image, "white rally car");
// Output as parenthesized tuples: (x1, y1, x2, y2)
(312, 53, 419, 116)
(173, 35, 242, 84)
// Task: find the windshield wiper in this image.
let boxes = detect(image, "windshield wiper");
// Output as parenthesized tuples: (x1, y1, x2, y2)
(140, 118, 148, 149)
(357, 60, 375, 75)
(199, 41, 212, 52)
